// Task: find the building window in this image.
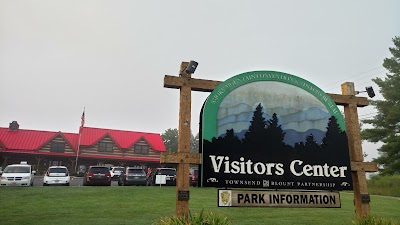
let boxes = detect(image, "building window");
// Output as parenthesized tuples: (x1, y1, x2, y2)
(50, 142, 65, 153)
(50, 160, 62, 166)
(99, 142, 113, 152)
(135, 145, 149, 154)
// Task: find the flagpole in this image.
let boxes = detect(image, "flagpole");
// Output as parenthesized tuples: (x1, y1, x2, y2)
(75, 108, 85, 174)
(75, 129, 82, 174)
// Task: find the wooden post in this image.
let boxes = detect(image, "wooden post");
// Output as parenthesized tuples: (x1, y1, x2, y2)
(342, 82, 372, 218)
(176, 62, 191, 218)
(68, 158, 76, 174)
(2, 154, 10, 168)
(162, 62, 209, 219)
(35, 156, 43, 174)
(163, 63, 377, 219)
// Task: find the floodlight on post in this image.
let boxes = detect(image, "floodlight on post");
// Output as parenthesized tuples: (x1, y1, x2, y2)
(185, 60, 198, 74)
(356, 86, 375, 98)
(365, 86, 375, 98)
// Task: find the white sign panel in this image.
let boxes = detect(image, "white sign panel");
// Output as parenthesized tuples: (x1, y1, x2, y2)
(218, 189, 341, 208)
(155, 175, 166, 185)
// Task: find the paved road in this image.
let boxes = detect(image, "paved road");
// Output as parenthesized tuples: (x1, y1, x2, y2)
(33, 176, 120, 186)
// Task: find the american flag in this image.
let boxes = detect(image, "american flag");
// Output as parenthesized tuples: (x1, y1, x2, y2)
(80, 109, 85, 128)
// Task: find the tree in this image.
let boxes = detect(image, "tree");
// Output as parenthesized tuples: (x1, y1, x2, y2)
(265, 113, 286, 148)
(244, 103, 267, 144)
(190, 132, 199, 153)
(161, 128, 179, 152)
(321, 116, 348, 157)
(322, 116, 342, 147)
(161, 128, 199, 153)
(361, 36, 400, 175)
(305, 134, 319, 151)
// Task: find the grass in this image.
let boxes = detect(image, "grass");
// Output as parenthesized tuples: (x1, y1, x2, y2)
(368, 175, 400, 197)
(0, 187, 399, 225)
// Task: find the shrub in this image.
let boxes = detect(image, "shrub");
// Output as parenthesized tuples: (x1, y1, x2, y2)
(352, 215, 398, 225)
(154, 209, 231, 225)
(367, 175, 400, 197)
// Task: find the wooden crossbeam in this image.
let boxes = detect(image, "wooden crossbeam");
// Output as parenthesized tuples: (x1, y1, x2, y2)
(163, 155, 378, 173)
(328, 94, 369, 107)
(160, 152, 201, 164)
(162, 153, 378, 173)
(351, 161, 378, 172)
(164, 76, 370, 107)
(164, 75, 221, 92)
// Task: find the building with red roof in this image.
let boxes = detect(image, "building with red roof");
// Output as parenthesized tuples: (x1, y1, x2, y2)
(0, 121, 166, 174)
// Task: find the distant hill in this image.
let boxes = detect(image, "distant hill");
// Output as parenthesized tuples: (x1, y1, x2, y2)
(219, 128, 326, 147)
(283, 128, 325, 146)
(217, 105, 330, 143)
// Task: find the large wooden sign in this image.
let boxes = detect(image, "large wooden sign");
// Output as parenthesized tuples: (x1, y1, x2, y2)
(218, 189, 341, 208)
(164, 61, 377, 219)
(201, 71, 353, 191)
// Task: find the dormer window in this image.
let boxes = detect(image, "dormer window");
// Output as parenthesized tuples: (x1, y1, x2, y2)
(99, 142, 113, 152)
(51, 142, 65, 153)
(134, 144, 149, 154)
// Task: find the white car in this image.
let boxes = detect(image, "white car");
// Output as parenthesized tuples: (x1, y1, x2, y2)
(0, 163, 36, 187)
(43, 166, 70, 186)
(110, 166, 124, 180)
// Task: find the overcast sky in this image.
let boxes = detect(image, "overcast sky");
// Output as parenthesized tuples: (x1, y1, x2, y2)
(0, 1, 399, 161)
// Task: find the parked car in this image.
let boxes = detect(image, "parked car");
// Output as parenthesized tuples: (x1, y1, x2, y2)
(110, 166, 124, 180)
(83, 166, 112, 186)
(118, 167, 147, 186)
(190, 168, 199, 187)
(104, 164, 114, 171)
(76, 165, 86, 177)
(146, 168, 177, 186)
(0, 162, 36, 187)
(43, 166, 70, 186)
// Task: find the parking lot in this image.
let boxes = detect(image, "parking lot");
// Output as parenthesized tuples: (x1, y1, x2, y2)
(33, 176, 120, 186)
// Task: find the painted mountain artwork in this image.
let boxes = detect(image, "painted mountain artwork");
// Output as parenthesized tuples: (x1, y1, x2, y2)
(201, 71, 353, 191)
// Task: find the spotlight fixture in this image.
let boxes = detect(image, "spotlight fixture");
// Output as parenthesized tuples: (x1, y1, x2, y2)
(365, 86, 375, 98)
(356, 86, 375, 98)
(185, 60, 198, 74)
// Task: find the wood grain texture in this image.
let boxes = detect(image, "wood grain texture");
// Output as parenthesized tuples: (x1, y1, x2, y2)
(342, 82, 371, 218)
(160, 152, 201, 164)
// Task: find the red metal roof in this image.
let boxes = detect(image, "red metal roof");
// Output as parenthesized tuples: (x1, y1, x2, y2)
(0, 128, 78, 151)
(0, 149, 77, 157)
(79, 154, 161, 162)
(0, 126, 166, 152)
(80, 127, 166, 151)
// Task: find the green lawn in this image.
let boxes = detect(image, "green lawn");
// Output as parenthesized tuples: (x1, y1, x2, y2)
(0, 187, 399, 225)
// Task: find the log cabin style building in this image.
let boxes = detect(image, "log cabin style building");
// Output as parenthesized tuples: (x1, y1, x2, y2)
(0, 121, 166, 174)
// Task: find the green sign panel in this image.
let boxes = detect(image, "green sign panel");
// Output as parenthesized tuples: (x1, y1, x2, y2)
(201, 71, 352, 191)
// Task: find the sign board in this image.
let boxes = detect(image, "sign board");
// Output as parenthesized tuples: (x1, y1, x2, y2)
(155, 175, 166, 185)
(218, 189, 341, 208)
(201, 71, 353, 191)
